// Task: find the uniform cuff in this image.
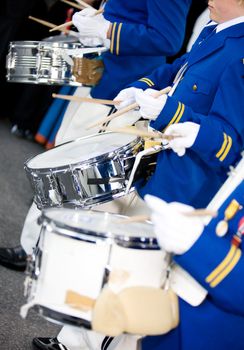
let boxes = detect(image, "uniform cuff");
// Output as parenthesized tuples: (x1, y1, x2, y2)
(150, 96, 185, 131)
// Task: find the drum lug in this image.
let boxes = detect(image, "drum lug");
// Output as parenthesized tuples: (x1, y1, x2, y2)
(47, 172, 62, 206)
(70, 167, 83, 198)
(31, 174, 46, 209)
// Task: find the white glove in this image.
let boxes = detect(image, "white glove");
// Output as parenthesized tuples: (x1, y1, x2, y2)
(145, 195, 204, 255)
(113, 87, 142, 110)
(135, 88, 168, 120)
(79, 36, 104, 47)
(72, 8, 110, 41)
(164, 122, 200, 156)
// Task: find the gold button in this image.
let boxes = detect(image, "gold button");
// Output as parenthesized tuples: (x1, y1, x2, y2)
(193, 84, 198, 91)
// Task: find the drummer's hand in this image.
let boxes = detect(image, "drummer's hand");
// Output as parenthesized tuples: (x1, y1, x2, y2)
(135, 89, 168, 120)
(145, 195, 204, 254)
(114, 87, 142, 110)
(79, 37, 104, 47)
(164, 122, 200, 156)
(72, 8, 110, 42)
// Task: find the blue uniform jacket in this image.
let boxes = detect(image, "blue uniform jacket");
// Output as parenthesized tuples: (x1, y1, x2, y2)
(142, 180, 244, 350)
(91, 0, 192, 99)
(131, 22, 244, 207)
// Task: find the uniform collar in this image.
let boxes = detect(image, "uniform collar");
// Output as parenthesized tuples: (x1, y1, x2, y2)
(205, 16, 244, 33)
(216, 16, 244, 33)
(187, 21, 244, 68)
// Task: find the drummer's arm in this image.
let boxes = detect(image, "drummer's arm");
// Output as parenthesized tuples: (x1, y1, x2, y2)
(126, 55, 187, 91)
(107, 0, 190, 56)
(174, 192, 244, 316)
(150, 59, 244, 169)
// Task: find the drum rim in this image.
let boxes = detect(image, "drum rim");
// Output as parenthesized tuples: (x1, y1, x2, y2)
(8, 40, 83, 49)
(40, 208, 159, 249)
(24, 132, 142, 171)
(34, 304, 92, 329)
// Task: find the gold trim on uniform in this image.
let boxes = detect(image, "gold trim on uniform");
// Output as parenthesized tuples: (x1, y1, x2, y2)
(138, 78, 155, 87)
(110, 22, 117, 54)
(216, 133, 232, 162)
(163, 102, 185, 131)
(116, 23, 122, 55)
(205, 245, 241, 287)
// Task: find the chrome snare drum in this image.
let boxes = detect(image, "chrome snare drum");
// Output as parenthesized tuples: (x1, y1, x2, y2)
(6, 40, 106, 86)
(24, 132, 144, 209)
(21, 208, 171, 334)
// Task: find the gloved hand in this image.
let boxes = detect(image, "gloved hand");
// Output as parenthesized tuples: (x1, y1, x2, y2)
(72, 7, 111, 43)
(145, 195, 204, 254)
(164, 122, 200, 156)
(79, 36, 104, 47)
(135, 88, 168, 120)
(113, 87, 142, 110)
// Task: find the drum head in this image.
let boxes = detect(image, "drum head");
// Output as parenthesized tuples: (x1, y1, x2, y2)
(42, 34, 79, 43)
(26, 132, 138, 169)
(42, 207, 158, 247)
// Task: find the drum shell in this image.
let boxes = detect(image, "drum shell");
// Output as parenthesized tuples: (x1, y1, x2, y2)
(23, 209, 163, 328)
(24, 135, 144, 209)
(6, 40, 105, 86)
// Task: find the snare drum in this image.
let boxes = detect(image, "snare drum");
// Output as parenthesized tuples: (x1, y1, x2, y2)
(21, 208, 172, 335)
(6, 40, 106, 86)
(24, 132, 144, 209)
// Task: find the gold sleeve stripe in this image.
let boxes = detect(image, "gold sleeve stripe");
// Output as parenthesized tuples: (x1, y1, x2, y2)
(209, 248, 241, 287)
(219, 135, 232, 161)
(206, 245, 237, 283)
(174, 103, 185, 124)
(216, 133, 227, 158)
(216, 133, 233, 162)
(116, 23, 122, 55)
(110, 22, 117, 54)
(164, 102, 185, 130)
(138, 78, 155, 87)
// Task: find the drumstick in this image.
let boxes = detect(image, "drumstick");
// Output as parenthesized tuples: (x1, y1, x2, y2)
(86, 86, 172, 130)
(49, 8, 104, 32)
(118, 210, 218, 223)
(104, 126, 179, 141)
(52, 93, 121, 106)
(60, 0, 83, 10)
(75, 0, 93, 7)
(49, 20, 73, 32)
(28, 16, 70, 33)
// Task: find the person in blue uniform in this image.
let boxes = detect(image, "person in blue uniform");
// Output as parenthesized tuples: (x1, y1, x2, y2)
(53, 0, 192, 145)
(144, 171, 244, 350)
(71, 0, 192, 100)
(0, 2, 192, 350)
(114, 0, 244, 209)
(0, 0, 192, 269)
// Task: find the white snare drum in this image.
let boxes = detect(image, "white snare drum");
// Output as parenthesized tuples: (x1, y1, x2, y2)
(24, 132, 144, 209)
(21, 209, 166, 330)
(6, 40, 106, 86)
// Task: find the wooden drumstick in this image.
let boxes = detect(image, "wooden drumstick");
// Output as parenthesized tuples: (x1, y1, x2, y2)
(49, 20, 73, 32)
(52, 93, 121, 106)
(75, 0, 93, 7)
(86, 86, 172, 130)
(104, 126, 179, 141)
(28, 16, 70, 33)
(60, 0, 83, 10)
(49, 7, 104, 32)
(119, 210, 218, 223)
